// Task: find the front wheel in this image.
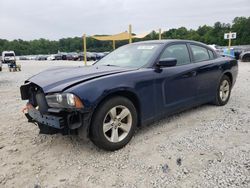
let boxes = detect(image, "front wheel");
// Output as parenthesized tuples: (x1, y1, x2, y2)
(90, 96, 137, 151)
(214, 75, 231, 106)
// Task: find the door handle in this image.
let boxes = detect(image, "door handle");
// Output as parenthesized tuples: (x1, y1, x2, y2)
(190, 71, 197, 77)
(183, 71, 197, 78)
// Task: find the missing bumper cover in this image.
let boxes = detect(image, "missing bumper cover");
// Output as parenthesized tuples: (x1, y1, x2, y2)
(27, 106, 64, 129)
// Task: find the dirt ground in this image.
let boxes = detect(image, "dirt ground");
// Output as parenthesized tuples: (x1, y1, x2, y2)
(0, 60, 249, 188)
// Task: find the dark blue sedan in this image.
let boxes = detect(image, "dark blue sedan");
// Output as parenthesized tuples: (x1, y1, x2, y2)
(20, 40, 238, 150)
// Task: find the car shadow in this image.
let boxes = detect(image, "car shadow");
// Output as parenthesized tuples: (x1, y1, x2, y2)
(36, 103, 216, 153)
(135, 103, 215, 136)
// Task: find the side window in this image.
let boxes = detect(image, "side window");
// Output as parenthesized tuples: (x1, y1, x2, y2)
(160, 44, 191, 66)
(208, 50, 215, 59)
(190, 45, 210, 62)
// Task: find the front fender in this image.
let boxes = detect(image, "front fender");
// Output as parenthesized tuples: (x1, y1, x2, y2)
(66, 69, 156, 125)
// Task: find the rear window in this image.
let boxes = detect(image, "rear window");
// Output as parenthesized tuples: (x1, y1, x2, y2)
(190, 45, 210, 62)
(208, 50, 215, 59)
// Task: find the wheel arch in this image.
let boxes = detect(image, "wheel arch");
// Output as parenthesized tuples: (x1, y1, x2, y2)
(224, 71, 233, 84)
(241, 52, 250, 61)
(89, 89, 142, 133)
(215, 71, 233, 97)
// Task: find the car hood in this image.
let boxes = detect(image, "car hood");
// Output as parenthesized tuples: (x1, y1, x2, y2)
(27, 65, 135, 93)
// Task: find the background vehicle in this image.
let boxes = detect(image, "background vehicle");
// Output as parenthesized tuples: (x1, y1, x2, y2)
(233, 47, 244, 60)
(208, 44, 224, 56)
(94, 52, 105, 60)
(66, 54, 74, 60)
(35, 55, 48, 61)
(2, 51, 16, 64)
(62, 53, 67, 60)
(20, 40, 238, 151)
(1, 51, 21, 72)
(54, 54, 62, 60)
(19, 56, 30, 60)
(240, 50, 250, 62)
(47, 55, 56, 61)
(79, 52, 97, 61)
(70, 52, 79, 61)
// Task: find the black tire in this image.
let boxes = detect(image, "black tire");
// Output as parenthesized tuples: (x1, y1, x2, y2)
(90, 96, 138, 151)
(214, 75, 231, 106)
(0, 67, 2, 71)
(242, 55, 250, 62)
(38, 123, 60, 134)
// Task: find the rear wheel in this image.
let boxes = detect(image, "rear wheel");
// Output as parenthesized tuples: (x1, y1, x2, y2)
(214, 75, 231, 106)
(242, 54, 250, 62)
(90, 96, 137, 151)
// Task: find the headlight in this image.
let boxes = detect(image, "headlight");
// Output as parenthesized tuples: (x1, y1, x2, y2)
(46, 93, 84, 109)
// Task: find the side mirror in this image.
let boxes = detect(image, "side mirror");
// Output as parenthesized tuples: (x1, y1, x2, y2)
(157, 58, 177, 67)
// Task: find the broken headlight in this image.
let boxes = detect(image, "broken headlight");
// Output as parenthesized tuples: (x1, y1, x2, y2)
(46, 93, 84, 109)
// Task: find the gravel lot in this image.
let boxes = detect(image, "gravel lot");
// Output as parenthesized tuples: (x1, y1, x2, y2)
(0, 60, 249, 188)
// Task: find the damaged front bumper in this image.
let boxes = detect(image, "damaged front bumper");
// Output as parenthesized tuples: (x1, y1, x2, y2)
(23, 103, 90, 131)
(21, 83, 92, 137)
(24, 104, 64, 129)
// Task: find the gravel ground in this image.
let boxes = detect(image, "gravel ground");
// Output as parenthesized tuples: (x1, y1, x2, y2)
(0, 60, 249, 188)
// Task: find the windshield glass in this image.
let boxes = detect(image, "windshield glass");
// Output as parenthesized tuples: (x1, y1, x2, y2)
(5, 53, 15, 57)
(96, 43, 162, 68)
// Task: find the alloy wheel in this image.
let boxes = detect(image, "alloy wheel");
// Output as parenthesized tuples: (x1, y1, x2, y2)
(103, 105, 132, 143)
(219, 80, 230, 102)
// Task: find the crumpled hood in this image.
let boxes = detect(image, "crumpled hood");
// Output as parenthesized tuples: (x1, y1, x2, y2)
(27, 65, 135, 93)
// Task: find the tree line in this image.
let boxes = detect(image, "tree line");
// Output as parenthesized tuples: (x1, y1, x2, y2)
(0, 16, 249, 56)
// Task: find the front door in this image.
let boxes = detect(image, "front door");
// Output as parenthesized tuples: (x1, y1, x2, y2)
(154, 43, 198, 115)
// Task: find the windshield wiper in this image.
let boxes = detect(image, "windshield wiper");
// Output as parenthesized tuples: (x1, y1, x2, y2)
(103, 64, 119, 67)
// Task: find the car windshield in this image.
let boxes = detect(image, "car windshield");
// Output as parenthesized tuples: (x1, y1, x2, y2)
(5, 53, 14, 57)
(96, 43, 162, 68)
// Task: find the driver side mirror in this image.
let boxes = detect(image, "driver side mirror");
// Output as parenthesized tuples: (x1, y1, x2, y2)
(157, 58, 177, 67)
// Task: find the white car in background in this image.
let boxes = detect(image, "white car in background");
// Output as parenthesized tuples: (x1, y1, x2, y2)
(2, 51, 16, 64)
(47, 55, 56, 61)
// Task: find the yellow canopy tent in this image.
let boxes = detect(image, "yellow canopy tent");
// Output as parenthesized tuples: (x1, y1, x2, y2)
(92, 31, 150, 49)
(133, 32, 150, 39)
(92, 31, 130, 41)
(92, 31, 131, 49)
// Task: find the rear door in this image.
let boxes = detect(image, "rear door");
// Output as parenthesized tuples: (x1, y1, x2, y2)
(154, 43, 198, 115)
(189, 44, 221, 101)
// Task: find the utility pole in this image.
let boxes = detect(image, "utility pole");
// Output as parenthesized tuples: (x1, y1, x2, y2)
(228, 31, 232, 50)
(129, 24, 132, 44)
(83, 34, 87, 66)
(159, 28, 162, 40)
(112, 40, 116, 50)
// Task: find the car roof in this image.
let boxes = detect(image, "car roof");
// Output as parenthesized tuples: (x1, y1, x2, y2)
(3, 51, 15, 53)
(132, 39, 207, 46)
